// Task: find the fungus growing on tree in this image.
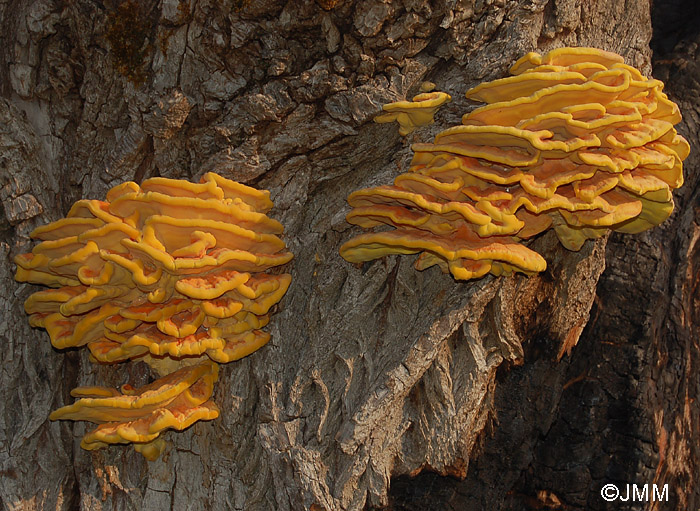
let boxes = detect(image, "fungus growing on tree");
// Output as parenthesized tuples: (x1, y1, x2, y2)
(374, 91, 452, 135)
(15, 173, 292, 459)
(341, 47, 689, 279)
(49, 362, 220, 461)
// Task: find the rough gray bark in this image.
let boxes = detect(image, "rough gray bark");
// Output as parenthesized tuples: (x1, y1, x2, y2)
(0, 0, 695, 510)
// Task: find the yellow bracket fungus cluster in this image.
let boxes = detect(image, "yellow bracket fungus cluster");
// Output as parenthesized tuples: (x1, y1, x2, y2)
(341, 47, 689, 280)
(15, 173, 292, 459)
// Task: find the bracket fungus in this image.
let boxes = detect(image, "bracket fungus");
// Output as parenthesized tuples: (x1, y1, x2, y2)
(341, 47, 689, 280)
(375, 90, 452, 135)
(15, 173, 292, 459)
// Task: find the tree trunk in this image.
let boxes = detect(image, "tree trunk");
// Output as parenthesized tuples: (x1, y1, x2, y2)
(0, 1, 697, 510)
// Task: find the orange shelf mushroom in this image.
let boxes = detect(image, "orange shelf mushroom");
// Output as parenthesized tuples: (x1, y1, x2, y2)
(375, 90, 452, 135)
(15, 172, 292, 459)
(50, 362, 220, 461)
(341, 47, 689, 279)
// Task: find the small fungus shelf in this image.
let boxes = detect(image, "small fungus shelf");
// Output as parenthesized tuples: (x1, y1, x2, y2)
(341, 47, 689, 280)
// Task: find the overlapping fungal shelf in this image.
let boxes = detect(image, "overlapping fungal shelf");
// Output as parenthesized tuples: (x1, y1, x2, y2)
(374, 90, 452, 135)
(15, 172, 292, 459)
(340, 47, 690, 280)
(49, 362, 220, 461)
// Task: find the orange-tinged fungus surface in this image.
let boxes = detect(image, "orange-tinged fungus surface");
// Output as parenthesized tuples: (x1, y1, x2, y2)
(341, 47, 689, 280)
(50, 362, 220, 461)
(15, 173, 292, 459)
(375, 91, 452, 135)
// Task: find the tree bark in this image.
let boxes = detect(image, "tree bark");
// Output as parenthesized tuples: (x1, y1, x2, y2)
(0, 1, 696, 510)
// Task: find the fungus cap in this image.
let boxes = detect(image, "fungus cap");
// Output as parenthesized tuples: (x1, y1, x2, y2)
(50, 362, 220, 460)
(375, 91, 452, 135)
(16, 173, 293, 459)
(341, 47, 689, 280)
